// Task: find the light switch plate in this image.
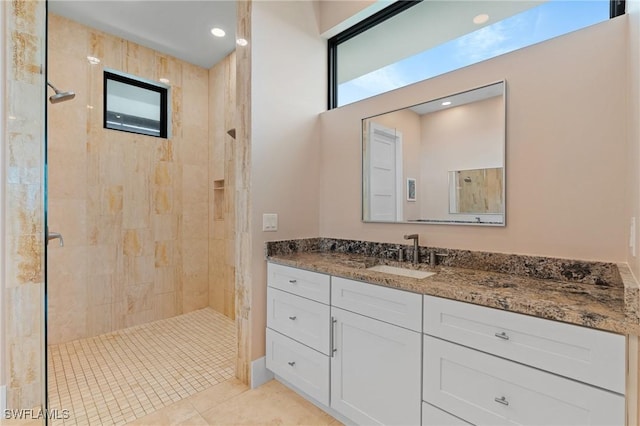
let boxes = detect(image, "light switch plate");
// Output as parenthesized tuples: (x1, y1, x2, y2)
(263, 213, 278, 232)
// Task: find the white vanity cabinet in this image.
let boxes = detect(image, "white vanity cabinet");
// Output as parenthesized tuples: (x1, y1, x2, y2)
(266, 262, 628, 426)
(422, 295, 626, 426)
(330, 277, 422, 426)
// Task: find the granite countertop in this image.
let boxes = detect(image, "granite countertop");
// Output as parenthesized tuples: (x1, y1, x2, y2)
(267, 249, 640, 336)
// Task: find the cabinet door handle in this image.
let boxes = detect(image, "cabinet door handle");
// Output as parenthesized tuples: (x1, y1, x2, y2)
(494, 396, 509, 406)
(330, 317, 337, 356)
(288, 316, 297, 321)
(288, 361, 295, 367)
(495, 331, 510, 340)
(288, 279, 297, 284)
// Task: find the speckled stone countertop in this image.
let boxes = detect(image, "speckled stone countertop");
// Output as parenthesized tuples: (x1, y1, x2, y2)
(266, 239, 640, 335)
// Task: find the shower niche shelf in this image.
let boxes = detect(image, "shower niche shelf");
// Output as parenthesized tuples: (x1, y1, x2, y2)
(214, 179, 225, 221)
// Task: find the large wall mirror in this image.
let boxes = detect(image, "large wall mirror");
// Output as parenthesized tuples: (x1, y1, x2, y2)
(362, 81, 506, 226)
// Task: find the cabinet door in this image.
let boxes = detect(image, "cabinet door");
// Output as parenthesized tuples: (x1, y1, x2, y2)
(330, 307, 421, 426)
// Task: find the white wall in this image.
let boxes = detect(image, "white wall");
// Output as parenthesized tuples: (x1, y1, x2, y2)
(318, 0, 380, 36)
(320, 17, 629, 261)
(250, 0, 325, 360)
(627, 1, 640, 278)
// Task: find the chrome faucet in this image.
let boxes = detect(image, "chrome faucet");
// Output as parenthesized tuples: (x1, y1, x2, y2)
(403, 234, 419, 264)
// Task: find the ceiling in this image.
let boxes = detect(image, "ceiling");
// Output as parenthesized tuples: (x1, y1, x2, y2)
(48, 0, 237, 69)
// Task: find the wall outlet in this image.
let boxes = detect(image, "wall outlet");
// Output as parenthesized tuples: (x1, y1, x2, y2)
(631, 217, 637, 257)
(263, 213, 278, 232)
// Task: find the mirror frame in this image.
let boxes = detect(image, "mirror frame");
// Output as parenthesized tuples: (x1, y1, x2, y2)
(361, 80, 506, 226)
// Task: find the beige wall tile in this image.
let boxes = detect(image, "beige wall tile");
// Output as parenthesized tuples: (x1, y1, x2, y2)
(126, 282, 154, 314)
(153, 292, 177, 320)
(47, 199, 86, 247)
(155, 241, 175, 267)
(182, 165, 208, 205)
(87, 303, 113, 337)
(153, 214, 178, 241)
(182, 203, 208, 240)
(124, 255, 155, 286)
(183, 272, 208, 312)
(154, 267, 176, 294)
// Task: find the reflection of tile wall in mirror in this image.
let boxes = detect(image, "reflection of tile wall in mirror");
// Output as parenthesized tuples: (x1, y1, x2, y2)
(452, 167, 503, 214)
(361, 81, 506, 226)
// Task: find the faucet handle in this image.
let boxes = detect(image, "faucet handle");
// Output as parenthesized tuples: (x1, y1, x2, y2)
(388, 246, 405, 262)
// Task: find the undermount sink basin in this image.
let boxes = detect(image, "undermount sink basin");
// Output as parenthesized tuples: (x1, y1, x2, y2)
(366, 264, 436, 279)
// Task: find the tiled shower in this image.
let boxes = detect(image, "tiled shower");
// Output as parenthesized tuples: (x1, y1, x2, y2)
(45, 12, 237, 424)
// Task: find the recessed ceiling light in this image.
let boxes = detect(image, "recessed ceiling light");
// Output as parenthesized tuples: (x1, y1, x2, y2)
(442, 101, 452, 106)
(236, 38, 248, 46)
(159, 78, 170, 84)
(87, 56, 101, 65)
(473, 14, 489, 25)
(211, 28, 226, 37)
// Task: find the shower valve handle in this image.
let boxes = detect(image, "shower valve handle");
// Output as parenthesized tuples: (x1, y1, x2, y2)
(47, 231, 64, 247)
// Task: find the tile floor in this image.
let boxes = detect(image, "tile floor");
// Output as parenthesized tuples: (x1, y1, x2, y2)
(126, 379, 341, 426)
(47, 308, 236, 426)
(1, 379, 341, 426)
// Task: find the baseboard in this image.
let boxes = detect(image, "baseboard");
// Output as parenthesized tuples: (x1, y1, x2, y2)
(250, 357, 274, 389)
(0, 385, 6, 412)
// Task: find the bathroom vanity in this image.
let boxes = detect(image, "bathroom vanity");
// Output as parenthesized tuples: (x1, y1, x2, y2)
(264, 238, 640, 426)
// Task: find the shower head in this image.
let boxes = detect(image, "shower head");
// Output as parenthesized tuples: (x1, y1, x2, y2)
(47, 81, 75, 104)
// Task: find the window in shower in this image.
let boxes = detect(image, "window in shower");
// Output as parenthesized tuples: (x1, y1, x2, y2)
(104, 70, 169, 138)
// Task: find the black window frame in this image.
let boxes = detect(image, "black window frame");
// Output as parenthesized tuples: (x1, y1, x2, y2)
(328, 0, 625, 110)
(103, 71, 169, 139)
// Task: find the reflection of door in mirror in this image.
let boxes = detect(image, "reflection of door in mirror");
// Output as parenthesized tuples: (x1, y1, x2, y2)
(365, 122, 403, 221)
(454, 167, 503, 214)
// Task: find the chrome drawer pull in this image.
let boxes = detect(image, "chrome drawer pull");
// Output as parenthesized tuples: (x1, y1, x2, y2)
(288, 361, 295, 367)
(495, 331, 510, 340)
(288, 279, 297, 284)
(330, 317, 337, 356)
(494, 396, 509, 406)
(288, 316, 297, 321)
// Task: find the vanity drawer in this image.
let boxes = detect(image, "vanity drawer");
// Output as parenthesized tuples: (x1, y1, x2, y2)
(423, 295, 625, 393)
(266, 328, 329, 406)
(267, 287, 330, 355)
(267, 262, 330, 304)
(331, 276, 422, 332)
(423, 335, 625, 426)
(422, 402, 472, 426)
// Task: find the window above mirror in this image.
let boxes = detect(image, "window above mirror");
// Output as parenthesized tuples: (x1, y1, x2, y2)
(329, 0, 621, 108)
